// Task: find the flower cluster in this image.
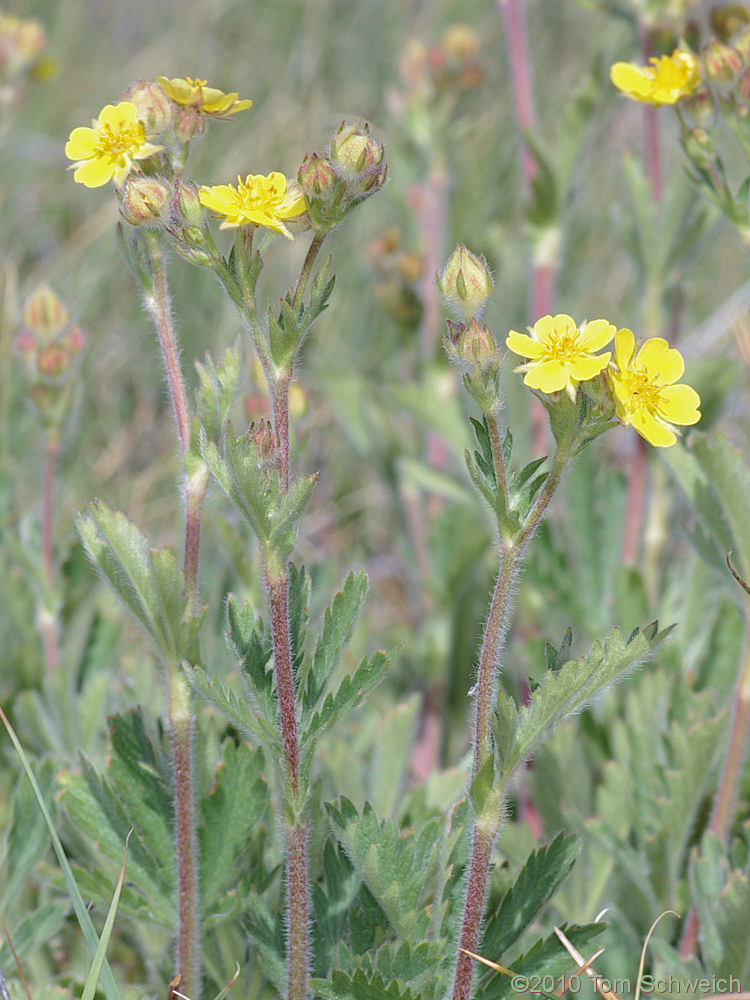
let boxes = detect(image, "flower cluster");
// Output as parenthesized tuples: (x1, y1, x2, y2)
(506, 314, 701, 447)
(610, 49, 701, 105)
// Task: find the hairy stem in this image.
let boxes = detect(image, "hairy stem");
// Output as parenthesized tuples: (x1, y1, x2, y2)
(141, 231, 203, 992)
(452, 443, 569, 1000)
(168, 667, 200, 1000)
(291, 233, 325, 310)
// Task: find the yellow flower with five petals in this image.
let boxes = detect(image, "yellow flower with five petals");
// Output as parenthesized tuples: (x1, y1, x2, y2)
(157, 76, 252, 117)
(65, 102, 163, 188)
(199, 172, 306, 239)
(610, 49, 700, 105)
(608, 330, 701, 447)
(506, 314, 615, 400)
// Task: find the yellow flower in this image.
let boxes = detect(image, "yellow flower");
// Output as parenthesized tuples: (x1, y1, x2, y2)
(610, 49, 701, 105)
(156, 76, 252, 117)
(65, 102, 163, 188)
(199, 172, 306, 238)
(506, 314, 615, 399)
(608, 330, 701, 447)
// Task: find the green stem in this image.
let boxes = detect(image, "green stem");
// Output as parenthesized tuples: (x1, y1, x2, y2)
(291, 234, 325, 310)
(39, 430, 61, 672)
(452, 440, 570, 1000)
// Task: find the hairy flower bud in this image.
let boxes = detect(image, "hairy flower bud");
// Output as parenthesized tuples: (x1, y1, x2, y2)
(22, 284, 70, 338)
(173, 106, 207, 143)
(459, 319, 497, 369)
(172, 177, 205, 227)
(298, 152, 339, 198)
(328, 120, 387, 196)
(122, 79, 172, 138)
(437, 245, 493, 323)
(120, 176, 172, 227)
(704, 39, 743, 83)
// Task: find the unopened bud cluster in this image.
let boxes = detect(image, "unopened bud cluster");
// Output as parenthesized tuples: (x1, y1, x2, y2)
(439, 246, 503, 415)
(14, 285, 87, 425)
(0, 10, 46, 99)
(298, 120, 387, 235)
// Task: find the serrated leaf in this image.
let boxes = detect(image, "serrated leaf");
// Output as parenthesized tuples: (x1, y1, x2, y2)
(494, 623, 670, 780)
(311, 967, 418, 1000)
(301, 570, 368, 716)
(199, 741, 268, 913)
(77, 501, 203, 663)
(474, 922, 605, 1000)
(245, 893, 287, 993)
(107, 711, 174, 872)
(480, 833, 580, 958)
(184, 663, 279, 747)
(200, 424, 274, 545)
(193, 342, 240, 446)
(302, 644, 402, 748)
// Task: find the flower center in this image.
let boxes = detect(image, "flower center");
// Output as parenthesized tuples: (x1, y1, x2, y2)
(544, 321, 585, 361)
(237, 176, 282, 209)
(93, 120, 145, 160)
(626, 367, 663, 409)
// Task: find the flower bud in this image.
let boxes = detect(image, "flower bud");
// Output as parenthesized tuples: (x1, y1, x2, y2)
(250, 418, 278, 465)
(172, 177, 205, 227)
(120, 176, 172, 227)
(682, 126, 716, 169)
(437, 245, 493, 322)
(22, 284, 70, 338)
(710, 4, 750, 43)
(298, 152, 339, 198)
(328, 120, 387, 196)
(173, 106, 206, 144)
(459, 319, 496, 369)
(704, 39, 743, 83)
(121, 79, 172, 138)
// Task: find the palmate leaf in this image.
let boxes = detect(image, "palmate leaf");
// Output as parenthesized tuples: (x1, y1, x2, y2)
(77, 501, 204, 664)
(480, 833, 579, 960)
(493, 622, 670, 781)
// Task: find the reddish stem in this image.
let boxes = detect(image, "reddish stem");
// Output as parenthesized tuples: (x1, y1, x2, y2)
(39, 433, 61, 672)
(265, 571, 301, 798)
(497, 0, 537, 184)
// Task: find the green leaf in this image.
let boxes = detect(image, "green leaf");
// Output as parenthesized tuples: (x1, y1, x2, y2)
(480, 833, 580, 958)
(193, 342, 241, 447)
(245, 893, 287, 993)
(474, 923, 605, 1000)
(200, 423, 274, 545)
(0, 707, 122, 1000)
(199, 741, 268, 913)
(493, 623, 670, 780)
(2, 757, 57, 910)
(81, 833, 130, 1000)
(184, 663, 280, 747)
(0, 901, 68, 968)
(77, 501, 204, 664)
(225, 593, 277, 726)
(302, 644, 402, 749)
(311, 839, 363, 977)
(327, 798, 441, 938)
(301, 570, 369, 716)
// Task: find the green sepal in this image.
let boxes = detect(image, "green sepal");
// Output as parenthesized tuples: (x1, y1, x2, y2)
(77, 501, 205, 664)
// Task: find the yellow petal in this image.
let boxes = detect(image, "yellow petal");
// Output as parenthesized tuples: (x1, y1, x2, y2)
(610, 62, 653, 99)
(98, 102, 137, 128)
(614, 328, 635, 371)
(73, 158, 115, 188)
(568, 352, 611, 382)
(637, 338, 684, 384)
(631, 409, 677, 447)
(506, 330, 543, 358)
(65, 126, 97, 159)
(658, 384, 701, 425)
(581, 319, 615, 352)
(524, 360, 568, 394)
